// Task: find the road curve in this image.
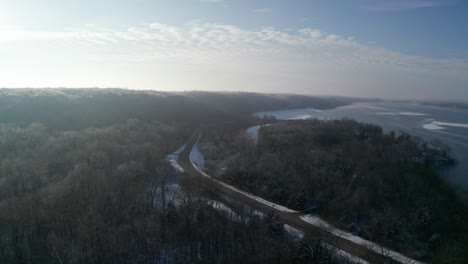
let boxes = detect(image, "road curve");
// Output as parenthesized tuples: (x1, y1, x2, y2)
(178, 130, 413, 264)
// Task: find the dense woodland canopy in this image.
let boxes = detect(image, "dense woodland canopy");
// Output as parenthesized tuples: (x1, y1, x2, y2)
(200, 119, 468, 263)
(0, 89, 362, 264)
(0, 88, 466, 263)
(0, 89, 353, 129)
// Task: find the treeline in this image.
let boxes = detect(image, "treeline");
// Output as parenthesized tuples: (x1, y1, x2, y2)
(420, 100, 468, 109)
(0, 89, 350, 130)
(203, 119, 467, 263)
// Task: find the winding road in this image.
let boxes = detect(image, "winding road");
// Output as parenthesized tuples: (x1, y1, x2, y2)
(177, 130, 420, 264)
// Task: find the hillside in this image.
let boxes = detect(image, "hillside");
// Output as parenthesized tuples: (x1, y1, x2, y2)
(0, 89, 351, 129)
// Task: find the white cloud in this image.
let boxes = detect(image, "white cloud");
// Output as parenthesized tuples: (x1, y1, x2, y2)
(0, 21, 466, 99)
(1, 22, 466, 74)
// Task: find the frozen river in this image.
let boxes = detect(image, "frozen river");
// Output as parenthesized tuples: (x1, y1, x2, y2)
(255, 102, 468, 190)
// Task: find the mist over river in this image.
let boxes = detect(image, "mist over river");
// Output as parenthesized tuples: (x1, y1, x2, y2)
(255, 102, 468, 190)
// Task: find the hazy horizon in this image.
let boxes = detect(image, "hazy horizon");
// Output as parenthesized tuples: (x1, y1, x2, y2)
(1, 0, 467, 100)
(2, 87, 468, 103)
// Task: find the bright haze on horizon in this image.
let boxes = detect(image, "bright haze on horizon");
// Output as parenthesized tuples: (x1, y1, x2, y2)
(0, 0, 467, 100)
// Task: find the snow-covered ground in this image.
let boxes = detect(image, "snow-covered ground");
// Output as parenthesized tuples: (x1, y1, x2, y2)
(422, 123, 444, 130)
(215, 178, 298, 213)
(300, 215, 423, 264)
(434, 121, 468, 129)
(218, 194, 266, 219)
(321, 242, 369, 264)
(189, 143, 205, 169)
(206, 199, 247, 223)
(423, 120, 468, 130)
(167, 158, 184, 172)
(283, 224, 367, 264)
(284, 224, 304, 239)
(245, 124, 271, 143)
(166, 143, 187, 173)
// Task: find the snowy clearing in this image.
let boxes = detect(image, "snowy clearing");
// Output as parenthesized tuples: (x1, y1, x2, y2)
(189, 143, 205, 170)
(300, 215, 423, 264)
(167, 156, 184, 172)
(245, 124, 271, 143)
(246, 125, 262, 141)
(166, 143, 187, 173)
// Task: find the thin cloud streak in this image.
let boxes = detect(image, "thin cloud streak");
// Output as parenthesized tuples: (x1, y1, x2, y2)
(364, 0, 452, 11)
(253, 8, 274, 13)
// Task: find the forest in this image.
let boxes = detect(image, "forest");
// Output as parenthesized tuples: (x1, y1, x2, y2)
(0, 89, 364, 264)
(1, 89, 467, 263)
(199, 119, 468, 263)
(0, 89, 352, 129)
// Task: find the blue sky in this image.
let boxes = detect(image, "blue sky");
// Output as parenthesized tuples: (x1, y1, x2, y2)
(0, 0, 467, 100)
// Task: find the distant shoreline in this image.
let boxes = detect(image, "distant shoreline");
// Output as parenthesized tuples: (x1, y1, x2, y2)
(419, 101, 468, 110)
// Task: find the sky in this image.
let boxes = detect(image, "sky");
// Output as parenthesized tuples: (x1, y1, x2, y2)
(0, 0, 467, 100)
